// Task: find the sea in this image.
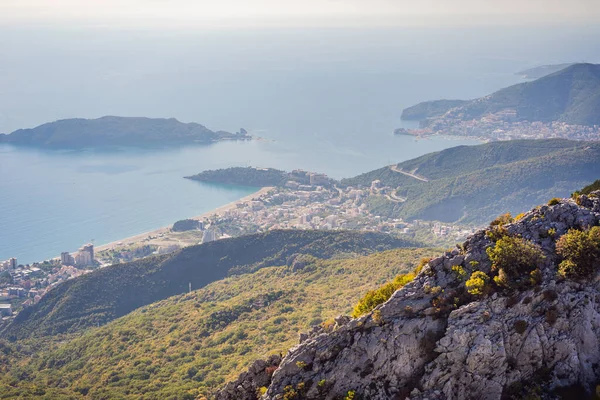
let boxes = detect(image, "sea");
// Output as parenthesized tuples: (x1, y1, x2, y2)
(1, 24, 599, 264)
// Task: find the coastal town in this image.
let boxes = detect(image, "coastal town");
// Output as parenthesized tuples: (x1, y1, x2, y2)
(400, 109, 600, 141)
(0, 172, 477, 321)
(0, 243, 95, 320)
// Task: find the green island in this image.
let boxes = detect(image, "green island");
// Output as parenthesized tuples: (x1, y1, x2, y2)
(0, 116, 250, 148)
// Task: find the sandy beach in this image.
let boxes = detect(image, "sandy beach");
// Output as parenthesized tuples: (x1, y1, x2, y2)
(94, 186, 273, 253)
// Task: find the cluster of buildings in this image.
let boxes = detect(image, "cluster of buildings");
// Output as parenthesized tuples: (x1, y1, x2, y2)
(2, 179, 476, 321)
(60, 243, 95, 267)
(0, 244, 96, 320)
(408, 110, 600, 141)
(0, 257, 17, 270)
(432, 222, 475, 239)
(199, 182, 468, 242)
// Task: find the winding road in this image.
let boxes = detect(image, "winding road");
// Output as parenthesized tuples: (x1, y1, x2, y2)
(389, 165, 429, 182)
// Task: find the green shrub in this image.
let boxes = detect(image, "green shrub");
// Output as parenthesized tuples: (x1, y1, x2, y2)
(344, 390, 356, 400)
(295, 361, 307, 370)
(556, 227, 600, 279)
(351, 272, 415, 318)
(452, 265, 466, 280)
(372, 309, 383, 325)
(283, 385, 298, 400)
(577, 179, 600, 196)
(529, 269, 542, 286)
(545, 308, 558, 325)
(490, 213, 514, 227)
(547, 198, 561, 206)
(514, 213, 526, 221)
(415, 258, 432, 274)
(465, 271, 490, 296)
(486, 235, 545, 288)
(486, 225, 509, 243)
(513, 319, 528, 335)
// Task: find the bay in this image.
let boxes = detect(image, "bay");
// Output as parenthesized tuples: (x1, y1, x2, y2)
(1, 25, 599, 263)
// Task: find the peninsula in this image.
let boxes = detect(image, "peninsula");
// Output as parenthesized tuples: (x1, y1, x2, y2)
(185, 166, 336, 188)
(399, 63, 600, 141)
(515, 63, 574, 79)
(0, 116, 251, 148)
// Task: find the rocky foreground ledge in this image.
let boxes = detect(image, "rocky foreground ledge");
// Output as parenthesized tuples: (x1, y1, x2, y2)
(218, 192, 600, 400)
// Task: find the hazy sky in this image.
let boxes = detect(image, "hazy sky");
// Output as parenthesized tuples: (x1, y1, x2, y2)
(2, 0, 600, 27)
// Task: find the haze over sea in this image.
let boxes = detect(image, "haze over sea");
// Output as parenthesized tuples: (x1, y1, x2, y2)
(1, 25, 599, 264)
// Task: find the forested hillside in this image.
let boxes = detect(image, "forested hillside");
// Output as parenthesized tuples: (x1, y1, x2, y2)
(0, 248, 438, 399)
(2, 230, 416, 340)
(341, 140, 600, 223)
(401, 63, 600, 125)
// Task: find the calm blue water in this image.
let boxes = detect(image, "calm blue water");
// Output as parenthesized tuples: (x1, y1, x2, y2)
(1, 25, 599, 263)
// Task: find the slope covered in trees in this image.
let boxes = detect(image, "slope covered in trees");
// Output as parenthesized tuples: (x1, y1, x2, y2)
(402, 63, 600, 125)
(0, 248, 438, 399)
(1, 230, 417, 340)
(341, 140, 600, 223)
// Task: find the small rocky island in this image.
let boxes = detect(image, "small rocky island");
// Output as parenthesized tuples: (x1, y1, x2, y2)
(0, 116, 251, 148)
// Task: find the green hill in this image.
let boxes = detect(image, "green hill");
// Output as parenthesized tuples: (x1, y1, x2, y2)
(0, 248, 438, 399)
(186, 167, 290, 187)
(186, 167, 335, 188)
(341, 139, 600, 223)
(0, 116, 249, 148)
(1, 230, 416, 340)
(402, 63, 600, 125)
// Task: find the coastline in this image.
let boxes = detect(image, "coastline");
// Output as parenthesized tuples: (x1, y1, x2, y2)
(94, 186, 273, 253)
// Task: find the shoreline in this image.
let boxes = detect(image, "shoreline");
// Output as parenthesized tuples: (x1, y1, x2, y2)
(93, 186, 273, 253)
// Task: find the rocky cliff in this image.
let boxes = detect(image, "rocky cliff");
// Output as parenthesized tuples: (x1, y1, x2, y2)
(218, 192, 600, 400)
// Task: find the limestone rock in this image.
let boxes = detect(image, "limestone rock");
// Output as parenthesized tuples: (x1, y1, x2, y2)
(217, 194, 600, 400)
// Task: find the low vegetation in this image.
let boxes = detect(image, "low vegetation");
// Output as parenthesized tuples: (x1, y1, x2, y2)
(556, 227, 600, 279)
(3, 230, 417, 340)
(486, 235, 545, 289)
(573, 179, 600, 197)
(465, 271, 490, 296)
(351, 272, 416, 318)
(351, 257, 433, 318)
(172, 219, 201, 232)
(0, 248, 438, 399)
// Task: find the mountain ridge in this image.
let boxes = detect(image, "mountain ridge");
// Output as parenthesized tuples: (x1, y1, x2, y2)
(222, 190, 600, 400)
(341, 139, 600, 223)
(401, 63, 600, 126)
(0, 247, 438, 399)
(1, 230, 417, 340)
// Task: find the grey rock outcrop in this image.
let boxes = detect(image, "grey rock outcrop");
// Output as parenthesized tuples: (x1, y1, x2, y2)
(215, 354, 281, 400)
(217, 192, 600, 400)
